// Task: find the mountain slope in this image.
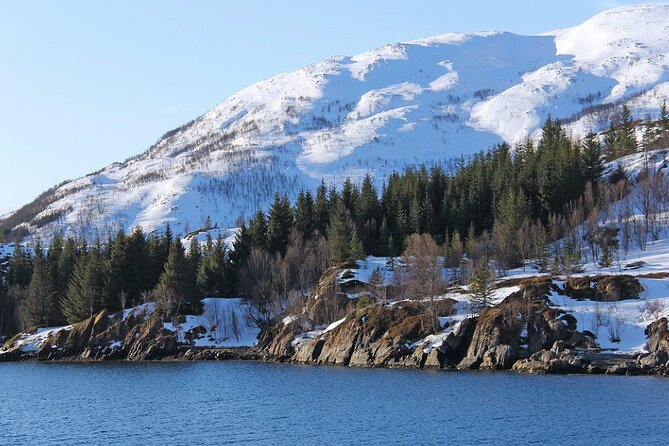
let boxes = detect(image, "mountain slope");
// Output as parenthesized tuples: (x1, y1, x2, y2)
(5, 4, 669, 241)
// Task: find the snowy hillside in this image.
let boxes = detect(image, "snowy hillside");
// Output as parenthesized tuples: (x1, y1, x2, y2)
(5, 4, 669, 242)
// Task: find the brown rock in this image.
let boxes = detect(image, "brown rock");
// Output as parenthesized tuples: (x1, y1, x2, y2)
(480, 345, 514, 370)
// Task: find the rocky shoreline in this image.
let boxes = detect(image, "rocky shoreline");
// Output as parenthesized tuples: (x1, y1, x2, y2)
(2, 276, 669, 377)
(4, 345, 667, 377)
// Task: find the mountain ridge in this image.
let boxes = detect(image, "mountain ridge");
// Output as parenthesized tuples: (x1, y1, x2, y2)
(4, 4, 669, 242)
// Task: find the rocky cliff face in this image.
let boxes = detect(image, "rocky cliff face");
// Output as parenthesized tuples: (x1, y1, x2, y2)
(262, 303, 438, 368)
(0, 308, 179, 361)
(261, 279, 609, 373)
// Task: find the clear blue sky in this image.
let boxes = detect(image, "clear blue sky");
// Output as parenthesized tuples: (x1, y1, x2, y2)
(0, 0, 652, 210)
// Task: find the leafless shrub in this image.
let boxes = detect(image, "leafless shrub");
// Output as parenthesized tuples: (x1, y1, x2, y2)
(639, 299, 666, 321)
(606, 316, 624, 343)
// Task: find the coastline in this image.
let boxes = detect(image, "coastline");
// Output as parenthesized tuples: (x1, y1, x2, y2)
(3, 345, 667, 378)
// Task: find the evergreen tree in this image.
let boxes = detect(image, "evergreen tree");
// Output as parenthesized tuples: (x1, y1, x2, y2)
(619, 105, 638, 156)
(314, 180, 330, 236)
(341, 178, 359, 220)
(248, 210, 268, 250)
(604, 121, 619, 161)
(562, 236, 585, 275)
(658, 100, 669, 148)
(197, 235, 228, 296)
(229, 225, 252, 277)
(534, 226, 551, 274)
(355, 173, 381, 253)
(408, 197, 423, 235)
(187, 237, 202, 296)
(328, 201, 355, 264)
(350, 230, 365, 263)
(61, 243, 105, 323)
(581, 131, 604, 186)
(470, 259, 494, 311)
(495, 188, 528, 232)
(368, 267, 386, 305)
(294, 190, 315, 240)
(104, 230, 128, 311)
(125, 227, 150, 300)
(24, 243, 56, 327)
(57, 238, 78, 296)
(609, 163, 628, 184)
(267, 193, 293, 256)
(8, 245, 33, 288)
(158, 241, 193, 309)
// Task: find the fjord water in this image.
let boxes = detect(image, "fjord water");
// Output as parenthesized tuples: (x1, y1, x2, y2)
(1, 362, 668, 445)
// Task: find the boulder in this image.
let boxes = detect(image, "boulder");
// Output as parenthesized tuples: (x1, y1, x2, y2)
(480, 344, 514, 370)
(512, 348, 586, 375)
(645, 318, 669, 353)
(606, 361, 641, 375)
(457, 355, 482, 370)
(638, 351, 668, 369)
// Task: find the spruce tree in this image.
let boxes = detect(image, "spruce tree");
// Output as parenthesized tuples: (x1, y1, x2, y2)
(408, 197, 423, 235)
(356, 173, 381, 253)
(581, 132, 604, 186)
(328, 201, 355, 264)
(341, 178, 359, 220)
(619, 105, 638, 156)
(314, 181, 329, 237)
(62, 243, 105, 323)
(25, 243, 56, 327)
(350, 230, 365, 263)
(187, 238, 202, 296)
(267, 193, 293, 256)
(8, 245, 33, 288)
(197, 235, 227, 296)
(248, 210, 268, 250)
(104, 230, 128, 311)
(534, 226, 551, 274)
(229, 225, 252, 276)
(158, 240, 192, 309)
(125, 227, 149, 299)
(470, 259, 494, 311)
(294, 190, 315, 240)
(604, 121, 619, 161)
(659, 100, 669, 147)
(58, 238, 78, 296)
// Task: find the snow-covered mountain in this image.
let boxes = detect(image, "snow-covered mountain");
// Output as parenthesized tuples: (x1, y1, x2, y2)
(5, 4, 669, 241)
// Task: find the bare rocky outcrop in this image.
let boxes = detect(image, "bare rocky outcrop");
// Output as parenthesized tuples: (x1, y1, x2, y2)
(564, 275, 643, 302)
(645, 317, 669, 353)
(262, 278, 603, 374)
(260, 302, 442, 368)
(0, 308, 180, 361)
(457, 280, 596, 370)
(302, 304, 438, 367)
(635, 318, 669, 373)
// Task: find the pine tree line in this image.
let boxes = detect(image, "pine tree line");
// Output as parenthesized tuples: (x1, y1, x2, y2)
(1, 107, 668, 336)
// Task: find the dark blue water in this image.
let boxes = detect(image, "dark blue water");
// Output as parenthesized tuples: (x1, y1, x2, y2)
(0, 362, 667, 445)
